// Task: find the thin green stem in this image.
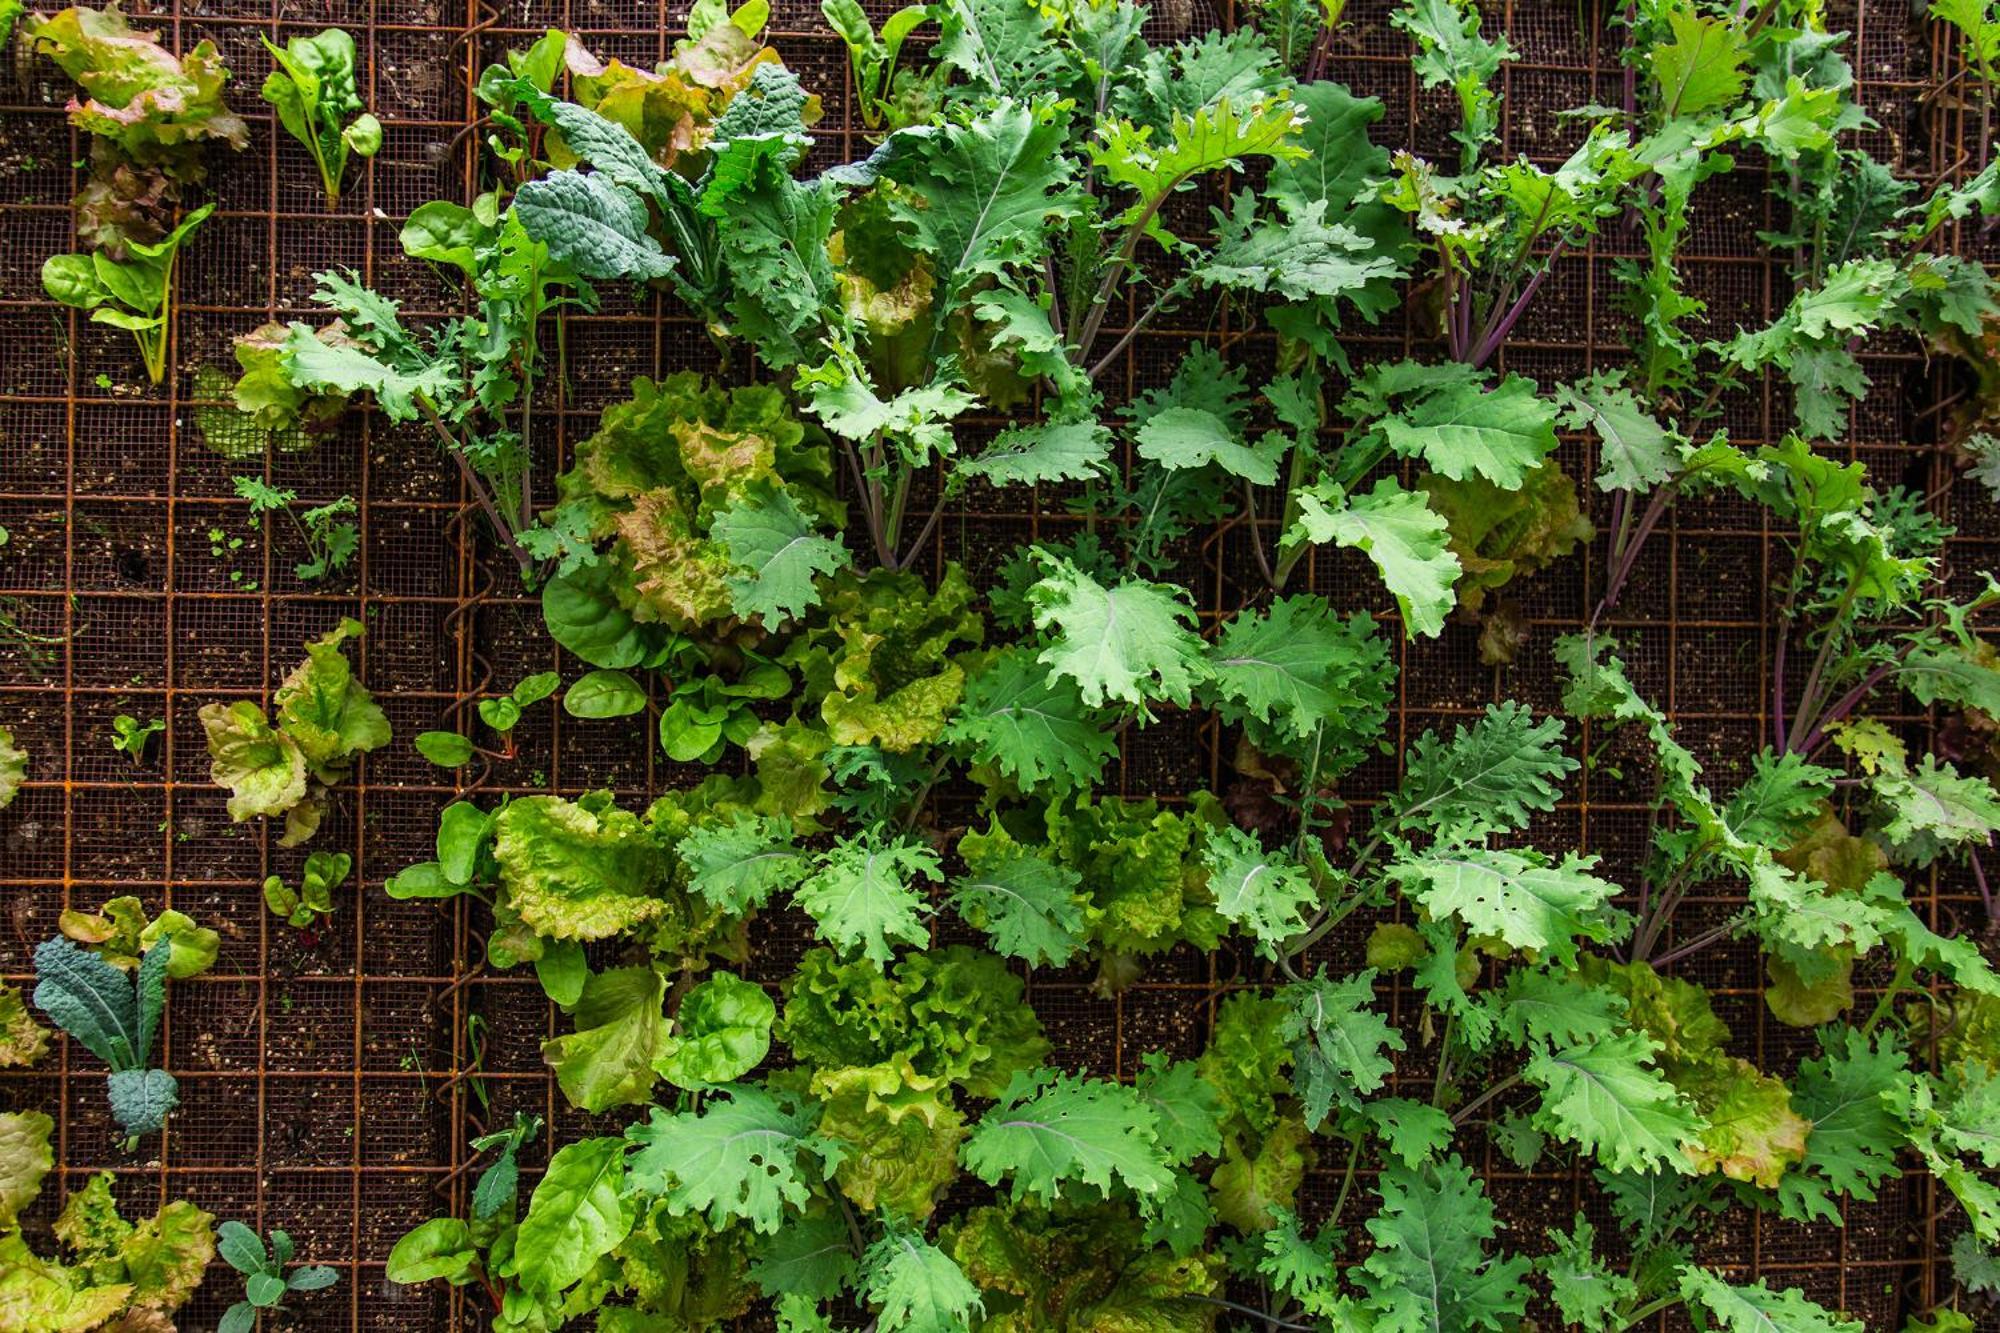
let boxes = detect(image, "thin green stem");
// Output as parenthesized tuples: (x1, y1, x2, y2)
(1787, 578, 1862, 746)
(1330, 1134, 1363, 1225)
(1618, 1294, 1682, 1329)
(1451, 1072, 1523, 1126)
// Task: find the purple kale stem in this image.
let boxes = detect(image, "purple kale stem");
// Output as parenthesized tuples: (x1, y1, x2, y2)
(1592, 482, 1672, 628)
(1974, 845, 1997, 925)
(1470, 241, 1565, 369)
(1798, 656, 1903, 756)
(1772, 623, 1790, 753)
(1651, 919, 1735, 968)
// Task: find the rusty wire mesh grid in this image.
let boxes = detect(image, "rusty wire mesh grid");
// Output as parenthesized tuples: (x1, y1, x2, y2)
(0, 0, 1992, 1327)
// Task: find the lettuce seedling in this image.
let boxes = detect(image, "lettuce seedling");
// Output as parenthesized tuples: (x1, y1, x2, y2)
(42, 204, 212, 384)
(199, 617, 390, 845)
(26, 6, 246, 258)
(260, 28, 381, 202)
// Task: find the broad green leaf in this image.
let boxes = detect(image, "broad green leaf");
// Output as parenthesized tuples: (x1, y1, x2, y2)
(1526, 1033, 1703, 1175)
(492, 795, 668, 942)
(1875, 756, 2000, 857)
(199, 701, 307, 822)
(1203, 594, 1373, 738)
(542, 563, 654, 668)
(656, 969, 775, 1089)
(1776, 1027, 1908, 1225)
(1285, 479, 1461, 638)
(1356, 1156, 1532, 1333)
(795, 834, 939, 964)
(0, 724, 23, 812)
(750, 1206, 857, 1301)
(963, 1068, 1177, 1205)
(1677, 1266, 1863, 1333)
(1029, 554, 1208, 710)
(498, 1136, 634, 1296)
(1556, 371, 1680, 493)
(513, 169, 678, 280)
(1133, 1053, 1223, 1166)
(947, 851, 1088, 968)
(1277, 969, 1405, 1129)
(1388, 847, 1624, 967)
(958, 418, 1112, 485)
(1389, 702, 1577, 843)
(884, 98, 1079, 302)
(715, 482, 851, 626)
(681, 815, 811, 914)
(1134, 405, 1287, 484)
(862, 1225, 984, 1333)
(1093, 94, 1305, 234)
(539, 965, 669, 1112)
(1201, 825, 1319, 954)
(625, 1085, 828, 1233)
(279, 325, 456, 423)
(1649, 7, 1748, 117)
(943, 648, 1117, 794)
(563, 669, 648, 718)
(1195, 193, 1400, 302)
(1369, 367, 1559, 490)
(1539, 1217, 1639, 1333)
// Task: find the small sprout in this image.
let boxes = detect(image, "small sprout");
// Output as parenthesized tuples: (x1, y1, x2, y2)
(261, 28, 381, 203)
(262, 850, 352, 930)
(232, 476, 358, 583)
(217, 1220, 340, 1333)
(109, 713, 165, 763)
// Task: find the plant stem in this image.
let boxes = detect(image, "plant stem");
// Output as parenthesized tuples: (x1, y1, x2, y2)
(1431, 1011, 1457, 1104)
(1075, 187, 1180, 361)
(1592, 482, 1675, 628)
(1631, 860, 1697, 961)
(1244, 481, 1277, 589)
(1862, 958, 1915, 1035)
(1087, 284, 1179, 381)
(1650, 917, 1737, 968)
(884, 466, 915, 558)
(1618, 1294, 1683, 1329)
(1468, 241, 1564, 368)
(840, 438, 893, 568)
(1191, 1297, 1318, 1333)
(419, 399, 535, 581)
(1786, 578, 1861, 748)
(897, 492, 950, 573)
(1450, 1072, 1523, 1126)
(1330, 1134, 1363, 1224)
(1972, 845, 1996, 924)
(1798, 655, 1905, 756)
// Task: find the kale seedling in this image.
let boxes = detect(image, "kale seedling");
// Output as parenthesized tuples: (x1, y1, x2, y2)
(232, 475, 359, 583)
(110, 712, 164, 762)
(216, 1221, 339, 1332)
(260, 28, 382, 203)
(31, 936, 180, 1146)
